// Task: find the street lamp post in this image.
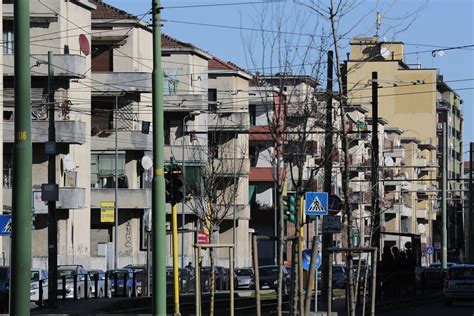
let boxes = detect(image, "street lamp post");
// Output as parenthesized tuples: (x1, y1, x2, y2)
(182, 110, 201, 269)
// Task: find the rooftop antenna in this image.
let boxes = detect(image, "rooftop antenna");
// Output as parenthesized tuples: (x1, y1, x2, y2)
(375, 12, 382, 37)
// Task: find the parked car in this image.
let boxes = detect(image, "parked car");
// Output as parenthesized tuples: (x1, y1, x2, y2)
(123, 264, 146, 294)
(107, 268, 135, 297)
(234, 267, 254, 290)
(444, 264, 474, 305)
(0, 266, 9, 313)
(87, 269, 111, 298)
(57, 265, 93, 299)
(332, 265, 347, 289)
(429, 262, 456, 271)
(31, 269, 48, 306)
(258, 265, 290, 294)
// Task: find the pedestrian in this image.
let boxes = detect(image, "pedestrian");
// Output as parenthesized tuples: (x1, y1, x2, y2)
(392, 246, 402, 298)
(381, 245, 394, 300)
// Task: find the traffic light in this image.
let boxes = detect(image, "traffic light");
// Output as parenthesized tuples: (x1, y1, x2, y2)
(283, 193, 297, 223)
(165, 163, 184, 205)
(170, 164, 184, 204)
(165, 164, 173, 203)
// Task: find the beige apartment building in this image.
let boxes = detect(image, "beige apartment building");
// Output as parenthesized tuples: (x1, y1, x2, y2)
(344, 37, 464, 260)
(1, 0, 254, 269)
(1, 0, 95, 267)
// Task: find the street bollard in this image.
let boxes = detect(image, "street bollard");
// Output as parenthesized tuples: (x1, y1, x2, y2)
(123, 272, 128, 297)
(73, 274, 78, 300)
(132, 272, 136, 297)
(84, 274, 88, 299)
(114, 273, 118, 298)
(38, 279, 43, 307)
(105, 273, 109, 298)
(95, 273, 99, 298)
(62, 275, 67, 300)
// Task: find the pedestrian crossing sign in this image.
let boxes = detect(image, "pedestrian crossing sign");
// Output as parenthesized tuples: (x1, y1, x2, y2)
(305, 192, 328, 216)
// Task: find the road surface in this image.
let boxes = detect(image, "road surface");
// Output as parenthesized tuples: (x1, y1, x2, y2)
(378, 300, 474, 316)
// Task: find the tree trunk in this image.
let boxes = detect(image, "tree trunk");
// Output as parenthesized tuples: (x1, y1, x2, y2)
(210, 247, 216, 316)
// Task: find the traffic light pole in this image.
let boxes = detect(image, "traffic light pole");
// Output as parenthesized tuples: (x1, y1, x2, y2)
(172, 203, 180, 315)
(11, 0, 32, 314)
(47, 51, 58, 308)
(321, 50, 333, 303)
(469, 142, 474, 263)
(152, 1, 167, 315)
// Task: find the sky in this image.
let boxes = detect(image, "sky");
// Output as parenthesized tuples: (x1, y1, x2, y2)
(107, 0, 474, 158)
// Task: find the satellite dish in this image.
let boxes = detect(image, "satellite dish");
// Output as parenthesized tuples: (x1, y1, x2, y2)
(63, 154, 75, 171)
(381, 47, 390, 59)
(418, 223, 426, 234)
(384, 157, 394, 167)
(79, 34, 90, 56)
(141, 156, 153, 170)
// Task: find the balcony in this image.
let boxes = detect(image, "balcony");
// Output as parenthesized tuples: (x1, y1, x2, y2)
(92, 130, 152, 151)
(91, 189, 151, 209)
(4, 120, 86, 144)
(4, 54, 86, 78)
(164, 144, 208, 163)
(436, 99, 451, 111)
(384, 147, 405, 158)
(92, 72, 151, 93)
(208, 113, 249, 131)
(385, 204, 412, 217)
(416, 208, 428, 219)
(415, 158, 427, 167)
(211, 158, 250, 176)
(4, 187, 86, 211)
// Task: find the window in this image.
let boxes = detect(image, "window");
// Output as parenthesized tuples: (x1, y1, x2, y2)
(249, 104, 256, 125)
(92, 45, 113, 71)
(91, 153, 127, 188)
(208, 89, 217, 112)
(249, 145, 258, 167)
(3, 21, 13, 55)
(208, 132, 219, 159)
(164, 119, 171, 145)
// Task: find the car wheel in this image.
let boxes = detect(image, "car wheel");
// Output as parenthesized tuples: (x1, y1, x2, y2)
(444, 298, 453, 306)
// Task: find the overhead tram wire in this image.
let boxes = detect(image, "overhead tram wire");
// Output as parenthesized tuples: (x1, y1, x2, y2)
(162, 1, 289, 9)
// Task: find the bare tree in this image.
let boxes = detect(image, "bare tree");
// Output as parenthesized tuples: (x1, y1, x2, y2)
(186, 121, 248, 316)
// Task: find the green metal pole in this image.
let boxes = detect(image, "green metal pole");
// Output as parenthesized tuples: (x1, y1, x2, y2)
(152, 1, 166, 315)
(47, 51, 58, 308)
(11, 0, 32, 315)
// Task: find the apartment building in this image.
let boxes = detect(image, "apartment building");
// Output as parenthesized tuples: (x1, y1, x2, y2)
(344, 37, 463, 257)
(1, 0, 96, 267)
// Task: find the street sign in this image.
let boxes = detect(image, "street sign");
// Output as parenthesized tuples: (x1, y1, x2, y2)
(302, 248, 321, 271)
(323, 215, 341, 233)
(196, 230, 209, 245)
(0, 215, 12, 236)
(305, 192, 328, 216)
(100, 201, 115, 223)
(426, 246, 434, 255)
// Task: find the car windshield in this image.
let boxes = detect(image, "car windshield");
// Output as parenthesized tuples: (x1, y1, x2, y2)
(31, 271, 40, 282)
(259, 267, 278, 276)
(451, 268, 474, 280)
(236, 269, 253, 277)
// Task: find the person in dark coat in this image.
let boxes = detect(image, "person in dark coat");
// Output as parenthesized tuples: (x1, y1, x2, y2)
(381, 245, 395, 299)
